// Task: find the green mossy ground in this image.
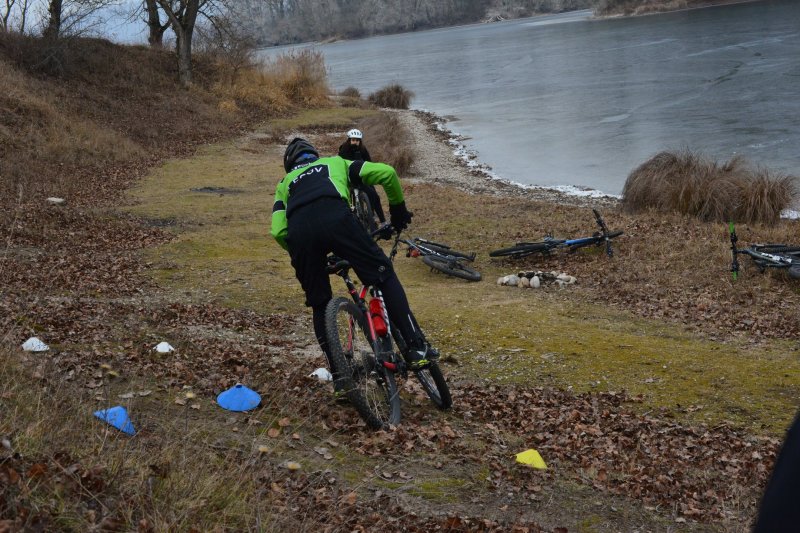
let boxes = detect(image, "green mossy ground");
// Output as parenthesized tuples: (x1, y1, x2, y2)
(126, 109, 800, 437)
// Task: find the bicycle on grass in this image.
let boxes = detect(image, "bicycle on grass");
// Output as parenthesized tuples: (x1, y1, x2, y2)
(489, 209, 623, 260)
(393, 236, 481, 282)
(729, 222, 800, 280)
(324, 228, 452, 429)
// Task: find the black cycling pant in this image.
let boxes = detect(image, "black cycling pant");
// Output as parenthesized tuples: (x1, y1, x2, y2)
(288, 197, 424, 365)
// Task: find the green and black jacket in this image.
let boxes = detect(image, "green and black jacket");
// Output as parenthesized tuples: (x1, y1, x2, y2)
(270, 156, 404, 250)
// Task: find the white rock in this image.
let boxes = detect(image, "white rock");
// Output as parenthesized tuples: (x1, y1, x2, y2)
(506, 275, 520, 286)
(153, 341, 175, 353)
(567, 276, 577, 284)
(46, 197, 65, 205)
(532, 276, 541, 288)
(519, 276, 530, 288)
(497, 277, 505, 286)
(309, 367, 333, 382)
(21, 337, 49, 352)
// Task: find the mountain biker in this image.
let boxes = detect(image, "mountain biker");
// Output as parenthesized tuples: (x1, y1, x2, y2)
(338, 128, 386, 226)
(271, 138, 438, 393)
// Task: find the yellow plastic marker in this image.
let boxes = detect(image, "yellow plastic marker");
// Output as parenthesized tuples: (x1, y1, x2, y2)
(515, 449, 547, 469)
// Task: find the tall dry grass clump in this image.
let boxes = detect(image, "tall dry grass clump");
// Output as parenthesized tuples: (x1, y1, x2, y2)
(359, 112, 415, 175)
(622, 150, 797, 224)
(211, 49, 330, 112)
(368, 84, 414, 109)
(271, 49, 330, 107)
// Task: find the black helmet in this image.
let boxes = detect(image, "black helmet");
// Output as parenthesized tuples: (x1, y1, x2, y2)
(283, 137, 319, 172)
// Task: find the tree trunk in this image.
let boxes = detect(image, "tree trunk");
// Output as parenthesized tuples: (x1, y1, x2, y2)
(176, 25, 193, 85)
(145, 0, 167, 47)
(43, 0, 62, 39)
(157, 0, 201, 87)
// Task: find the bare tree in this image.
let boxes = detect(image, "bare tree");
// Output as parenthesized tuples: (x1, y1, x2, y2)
(156, 0, 205, 86)
(18, 0, 29, 32)
(144, 0, 168, 46)
(1, 0, 17, 31)
(43, 0, 62, 38)
(42, 0, 122, 39)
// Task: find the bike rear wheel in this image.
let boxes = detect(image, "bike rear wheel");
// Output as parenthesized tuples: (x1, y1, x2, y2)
(421, 255, 482, 282)
(325, 297, 400, 429)
(414, 362, 452, 409)
(489, 242, 550, 259)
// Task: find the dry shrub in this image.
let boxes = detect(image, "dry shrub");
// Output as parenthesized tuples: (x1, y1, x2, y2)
(271, 49, 330, 107)
(622, 150, 798, 224)
(368, 84, 414, 109)
(212, 66, 292, 113)
(340, 86, 361, 98)
(359, 112, 415, 175)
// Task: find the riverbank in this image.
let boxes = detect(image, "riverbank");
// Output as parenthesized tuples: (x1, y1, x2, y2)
(398, 110, 621, 207)
(596, 0, 765, 17)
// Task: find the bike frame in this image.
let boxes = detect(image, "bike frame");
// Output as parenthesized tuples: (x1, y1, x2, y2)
(729, 222, 800, 280)
(329, 263, 401, 373)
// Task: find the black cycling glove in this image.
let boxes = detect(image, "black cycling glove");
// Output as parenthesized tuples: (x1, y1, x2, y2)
(389, 202, 413, 232)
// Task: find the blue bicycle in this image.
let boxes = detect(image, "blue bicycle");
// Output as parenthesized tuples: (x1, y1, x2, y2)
(489, 209, 623, 260)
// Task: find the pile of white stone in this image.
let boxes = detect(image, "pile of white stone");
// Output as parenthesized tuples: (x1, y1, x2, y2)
(497, 271, 577, 289)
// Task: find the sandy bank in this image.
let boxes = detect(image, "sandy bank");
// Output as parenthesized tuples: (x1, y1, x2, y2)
(395, 109, 620, 209)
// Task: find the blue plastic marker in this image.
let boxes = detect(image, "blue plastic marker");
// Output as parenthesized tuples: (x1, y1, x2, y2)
(94, 406, 136, 436)
(216, 384, 261, 412)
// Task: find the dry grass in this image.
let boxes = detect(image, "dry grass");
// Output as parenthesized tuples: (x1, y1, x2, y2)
(621, 150, 798, 224)
(267, 49, 330, 107)
(368, 84, 415, 109)
(0, 33, 332, 209)
(358, 112, 415, 175)
(340, 86, 361, 99)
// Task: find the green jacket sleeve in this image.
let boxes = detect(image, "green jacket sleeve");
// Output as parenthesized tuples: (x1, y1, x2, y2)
(355, 161, 405, 205)
(270, 179, 289, 251)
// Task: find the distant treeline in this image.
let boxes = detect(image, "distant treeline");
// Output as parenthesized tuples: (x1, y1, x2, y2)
(236, 0, 596, 46)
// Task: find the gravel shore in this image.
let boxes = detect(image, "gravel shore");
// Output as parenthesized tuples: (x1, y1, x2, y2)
(396, 109, 620, 209)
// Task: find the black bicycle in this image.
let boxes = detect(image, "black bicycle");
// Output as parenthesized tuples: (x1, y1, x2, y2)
(729, 222, 800, 280)
(489, 209, 623, 260)
(325, 228, 452, 429)
(351, 186, 380, 234)
(393, 235, 481, 282)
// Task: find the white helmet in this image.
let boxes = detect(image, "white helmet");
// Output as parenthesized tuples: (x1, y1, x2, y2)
(347, 128, 363, 140)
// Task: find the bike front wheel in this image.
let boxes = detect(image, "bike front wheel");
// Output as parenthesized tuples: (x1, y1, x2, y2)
(421, 255, 482, 282)
(414, 362, 452, 409)
(354, 191, 379, 234)
(325, 297, 401, 429)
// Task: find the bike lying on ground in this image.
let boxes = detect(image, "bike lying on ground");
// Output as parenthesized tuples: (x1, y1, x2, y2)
(393, 235, 481, 282)
(324, 228, 452, 429)
(729, 222, 800, 281)
(489, 209, 623, 260)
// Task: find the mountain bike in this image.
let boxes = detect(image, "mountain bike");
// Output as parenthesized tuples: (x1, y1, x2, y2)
(729, 222, 800, 280)
(325, 229, 452, 429)
(351, 186, 379, 234)
(393, 235, 481, 282)
(489, 209, 623, 260)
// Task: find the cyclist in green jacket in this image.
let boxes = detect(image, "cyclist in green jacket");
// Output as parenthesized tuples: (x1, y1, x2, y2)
(271, 138, 436, 390)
